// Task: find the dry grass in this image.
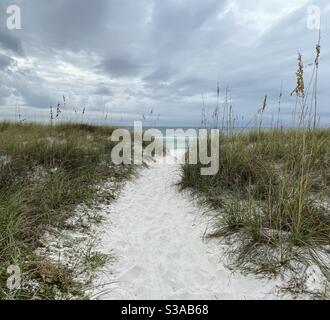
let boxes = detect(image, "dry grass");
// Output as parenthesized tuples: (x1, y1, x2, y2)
(181, 128, 330, 297)
(0, 122, 135, 299)
(180, 42, 330, 298)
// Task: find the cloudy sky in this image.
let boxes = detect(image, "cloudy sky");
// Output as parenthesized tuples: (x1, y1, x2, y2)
(0, 0, 329, 127)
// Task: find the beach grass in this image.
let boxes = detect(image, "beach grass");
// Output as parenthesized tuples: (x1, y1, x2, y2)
(180, 128, 330, 296)
(180, 40, 330, 297)
(0, 122, 135, 299)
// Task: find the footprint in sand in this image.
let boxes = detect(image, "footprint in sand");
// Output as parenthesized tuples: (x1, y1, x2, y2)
(92, 155, 283, 300)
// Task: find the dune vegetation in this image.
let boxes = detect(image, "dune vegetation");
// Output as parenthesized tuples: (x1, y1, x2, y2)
(181, 128, 330, 296)
(0, 123, 135, 299)
(0, 38, 328, 300)
(180, 42, 330, 298)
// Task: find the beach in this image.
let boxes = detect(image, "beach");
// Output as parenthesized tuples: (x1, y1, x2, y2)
(92, 151, 283, 300)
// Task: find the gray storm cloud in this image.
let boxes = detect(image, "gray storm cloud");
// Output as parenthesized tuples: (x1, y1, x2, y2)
(0, 0, 329, 126)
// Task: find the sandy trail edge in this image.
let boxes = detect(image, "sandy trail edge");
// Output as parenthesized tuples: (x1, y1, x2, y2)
(91, 154, 283, 300)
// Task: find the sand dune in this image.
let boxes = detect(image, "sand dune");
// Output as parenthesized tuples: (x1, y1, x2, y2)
(92, 153, 283, 300)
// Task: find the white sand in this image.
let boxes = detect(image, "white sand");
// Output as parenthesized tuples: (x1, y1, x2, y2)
(92, 152, 284, 300)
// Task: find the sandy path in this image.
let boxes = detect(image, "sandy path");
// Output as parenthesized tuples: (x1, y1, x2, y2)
(93, 154, 281, 300)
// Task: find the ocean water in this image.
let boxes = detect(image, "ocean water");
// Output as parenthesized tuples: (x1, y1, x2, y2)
(132, 125, 278, 151)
